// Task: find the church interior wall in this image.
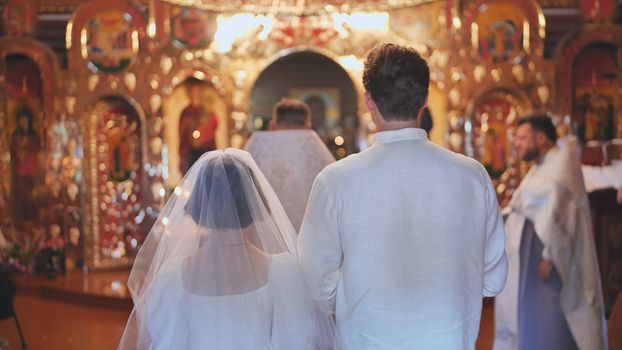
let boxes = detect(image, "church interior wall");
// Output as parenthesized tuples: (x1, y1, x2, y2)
(427, 85, 449, 146)
(0, 0, 621, 297)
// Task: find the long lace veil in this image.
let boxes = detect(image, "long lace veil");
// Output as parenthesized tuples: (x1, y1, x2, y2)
(118, 148, 334, 349)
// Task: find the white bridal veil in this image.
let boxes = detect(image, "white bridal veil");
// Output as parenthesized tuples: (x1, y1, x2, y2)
(118, 148, 334, 349)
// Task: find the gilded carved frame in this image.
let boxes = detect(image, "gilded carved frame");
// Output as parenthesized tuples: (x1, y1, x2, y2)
(441, 0, 551, 203)
(67, 0, 150, 269)
(0, 35, 72, 267)
(555, 25, 622, 120)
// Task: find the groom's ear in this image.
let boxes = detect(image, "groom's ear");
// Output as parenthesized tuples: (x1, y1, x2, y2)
(364, 91, 375, 113)
(364, 91, 381, 125)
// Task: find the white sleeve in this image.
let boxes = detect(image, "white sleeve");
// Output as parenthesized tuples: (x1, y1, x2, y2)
(298, 172, 342, 306)
(482, 171, 508, 297)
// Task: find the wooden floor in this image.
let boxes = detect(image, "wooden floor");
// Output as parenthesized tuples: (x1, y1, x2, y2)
(0, 271, 495, 349)
(0, 294, 129, 350)
(0, 270, 132, 349)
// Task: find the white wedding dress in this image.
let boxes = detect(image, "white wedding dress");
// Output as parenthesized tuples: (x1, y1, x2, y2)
(118, 149, 334, 350)
(143, 253, 314, 350)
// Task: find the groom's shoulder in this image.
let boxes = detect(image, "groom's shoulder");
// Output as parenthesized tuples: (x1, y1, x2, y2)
(313, 151, 364, 186)
(322, 149, 366, 174)
(429, 143, 487, 175)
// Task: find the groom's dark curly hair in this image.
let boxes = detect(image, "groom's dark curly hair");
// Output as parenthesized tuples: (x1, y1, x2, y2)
(362, 43, 430, 122)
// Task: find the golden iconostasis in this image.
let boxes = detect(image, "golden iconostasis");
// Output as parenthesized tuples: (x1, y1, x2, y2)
(0, 0, 621, 272)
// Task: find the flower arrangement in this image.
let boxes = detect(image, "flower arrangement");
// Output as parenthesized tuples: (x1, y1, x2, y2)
(37, 235, 65, 279)
(0, 223, 65, 279)
(0, 224, 45, 274)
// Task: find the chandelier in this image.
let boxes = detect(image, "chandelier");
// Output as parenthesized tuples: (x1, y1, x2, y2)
(158, 0, 438, 15)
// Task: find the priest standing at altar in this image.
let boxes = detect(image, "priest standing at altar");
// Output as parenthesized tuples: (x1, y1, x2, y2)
(298, 43, 508, 349)
(245, 98, 335, 232)
(494, 115, 607, 350)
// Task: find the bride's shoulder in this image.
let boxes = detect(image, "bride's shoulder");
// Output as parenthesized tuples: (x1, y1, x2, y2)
(146, 259, 184, 293)
(159, 257, 185, 275)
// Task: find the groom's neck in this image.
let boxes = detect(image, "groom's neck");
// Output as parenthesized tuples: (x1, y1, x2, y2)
(376, 119, 419, 132)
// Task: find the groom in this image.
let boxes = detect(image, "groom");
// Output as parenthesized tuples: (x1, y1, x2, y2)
(298, 43, 508, 349)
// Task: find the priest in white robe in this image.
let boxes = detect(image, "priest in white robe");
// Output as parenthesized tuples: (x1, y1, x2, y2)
(494, 115, 607, 350)
(245, 98, 335, 232)
(299, 43, 508, 350)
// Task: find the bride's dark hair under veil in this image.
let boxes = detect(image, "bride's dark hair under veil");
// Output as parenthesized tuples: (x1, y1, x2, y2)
(185, 155, 270, 229)
(118, 149, 334, 350)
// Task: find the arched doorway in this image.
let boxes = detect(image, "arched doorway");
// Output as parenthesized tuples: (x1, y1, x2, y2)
(250, 51, 359, 159)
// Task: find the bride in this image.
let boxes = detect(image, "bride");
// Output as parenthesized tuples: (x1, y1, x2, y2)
(118, 149, 334, 349)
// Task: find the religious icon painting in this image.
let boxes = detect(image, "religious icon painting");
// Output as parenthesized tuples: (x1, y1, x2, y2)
(573, 44, 619, 142)
(106, 126, 134, 182)
(171, 7, 217, 49)
(8, 103, 45, 225)
(474, 2, 527, 64)
(83, 9, 138, 73)
(580, 0, 615, 22)
(389, 2, 442, 43)
(96, 98, 141, 184)
(2, 0, 36, 36)
(474, 95, 519, 179)
(86, 97, 144, 263)
(162, 76, 228, 187)
(177, 79, 219, 175)
(289, 88, 341, 136)
(289, 87, 351, 159)
(470, 91, 527, 206)
(4, 54, 46, 227)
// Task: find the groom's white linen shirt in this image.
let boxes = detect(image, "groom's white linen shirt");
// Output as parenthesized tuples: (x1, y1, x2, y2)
(298, 128, 507, 349)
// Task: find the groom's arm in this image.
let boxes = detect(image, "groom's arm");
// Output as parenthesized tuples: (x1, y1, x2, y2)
(482, 170, 508, 297)
(298, 171, 342, 307)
